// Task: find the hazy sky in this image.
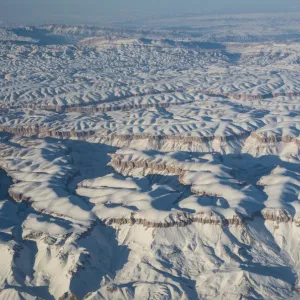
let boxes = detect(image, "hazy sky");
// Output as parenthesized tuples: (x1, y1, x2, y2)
(1, 0, 300, 24)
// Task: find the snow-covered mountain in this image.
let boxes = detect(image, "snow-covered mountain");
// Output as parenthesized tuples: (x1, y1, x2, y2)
(0, 14, 299, 299)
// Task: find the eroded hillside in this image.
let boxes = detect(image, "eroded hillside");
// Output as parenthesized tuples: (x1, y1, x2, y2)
(0, 17, 299, 299)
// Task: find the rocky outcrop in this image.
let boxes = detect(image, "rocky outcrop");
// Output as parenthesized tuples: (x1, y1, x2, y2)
(8, 189, 30, 202)
(110, 155, 186, 176)
(5, 89, 192, 113)
(100, 131, 252, 152)
(195, 89, 300, 101)
(5, 87, 300, 114)
(104, 211, 243, 227)
(23, 231, 44, 240)
(58, 292, 79, 300)
(103, 210, 297, 228)
(250, 132, 300, 146)
(261, 208, 292, 223)
(189, 188, 223, 197)
(0, 125, 96, 139)
(62, 98, 195, 114)
(1, 125, 298, 153)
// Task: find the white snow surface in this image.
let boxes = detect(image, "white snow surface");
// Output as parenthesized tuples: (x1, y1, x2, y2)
(0, 18, 299, 299)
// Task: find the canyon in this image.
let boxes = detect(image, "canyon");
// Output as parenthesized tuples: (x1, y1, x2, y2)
(0, 14, 299, 299)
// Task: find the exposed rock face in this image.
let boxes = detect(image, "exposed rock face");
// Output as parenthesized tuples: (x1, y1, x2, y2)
(261, 208, 292, 223)
(104, 211, 249, 227)
(105, 211, 224, 227)
(8, 189, 30, 202)
(199, 89, 300, 101)
(103, 209, 299, 227)
(110, 154, 186, 176)
(250, 132, 300, 146)
(7, 90, 194, 113)
(1, 124, 298, 155)
(58, 292, 79, 300)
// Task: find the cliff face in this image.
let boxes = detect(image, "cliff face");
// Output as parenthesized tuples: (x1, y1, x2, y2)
(104, 211, 243, 227)
(5, 89, 300, 113)
(103, 209, 295, 227)
(109, 149, 299, 225)
(250, 132, 300, 147)
(1, 124, 298, 156)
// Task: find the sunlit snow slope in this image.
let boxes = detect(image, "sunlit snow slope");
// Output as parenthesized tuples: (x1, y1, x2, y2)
(0, 14, 299, 300)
